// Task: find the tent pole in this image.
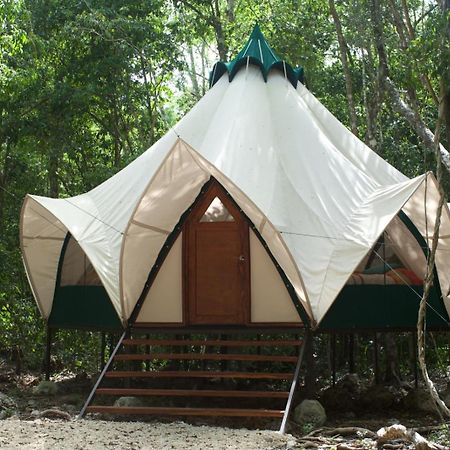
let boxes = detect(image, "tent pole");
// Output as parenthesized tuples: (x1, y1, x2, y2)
(44, 325, 52, 381)
(78, 330, 126, 419)
(279, 332, 306, 434)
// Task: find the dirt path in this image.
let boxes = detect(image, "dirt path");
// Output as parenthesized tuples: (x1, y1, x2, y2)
(0, 418, 294, 450)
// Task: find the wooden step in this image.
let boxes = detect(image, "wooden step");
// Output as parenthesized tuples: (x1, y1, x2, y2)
(114, 353, 297, 362)
(105, 370, 293, 380)
(95, 388, 289, 398)
(122, 339, 302, 347)
(86, 406, 284, 417)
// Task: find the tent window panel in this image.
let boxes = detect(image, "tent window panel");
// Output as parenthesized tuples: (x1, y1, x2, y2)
(59, 236, 102, 287)
(199, 197, 235, 222)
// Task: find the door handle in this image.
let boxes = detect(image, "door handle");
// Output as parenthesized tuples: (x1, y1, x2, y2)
(239, 255, 245, 262)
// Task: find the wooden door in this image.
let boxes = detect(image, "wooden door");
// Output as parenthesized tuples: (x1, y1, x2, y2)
(184, 181, 250, 325)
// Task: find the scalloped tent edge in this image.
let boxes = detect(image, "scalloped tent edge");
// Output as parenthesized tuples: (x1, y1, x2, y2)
(209, 25, 305, 88)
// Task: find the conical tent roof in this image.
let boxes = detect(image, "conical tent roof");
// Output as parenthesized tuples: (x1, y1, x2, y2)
(20, 26, 450, 329)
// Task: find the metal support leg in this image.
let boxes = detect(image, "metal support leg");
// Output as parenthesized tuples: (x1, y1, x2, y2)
(78, 330, 126, 419)
(279, 333, 307, 434)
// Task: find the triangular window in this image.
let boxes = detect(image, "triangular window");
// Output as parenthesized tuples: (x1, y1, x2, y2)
(200, 196, 235, 222)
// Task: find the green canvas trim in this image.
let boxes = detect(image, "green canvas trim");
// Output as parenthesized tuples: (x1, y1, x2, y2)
(49, 233, 122, 330)
(49, 286, 122, 330)
(319, 285, 449, 330)
(209, 25, 305, 88)
(320, 211, 450, 330)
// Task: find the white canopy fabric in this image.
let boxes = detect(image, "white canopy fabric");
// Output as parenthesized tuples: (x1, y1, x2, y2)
(20, 66, 450, 328)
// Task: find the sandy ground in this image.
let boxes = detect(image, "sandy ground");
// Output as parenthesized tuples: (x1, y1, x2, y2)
(0, 418, 295, 450)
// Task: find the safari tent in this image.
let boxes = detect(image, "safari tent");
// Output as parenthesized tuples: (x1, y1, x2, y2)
(20, 25, 450, 425)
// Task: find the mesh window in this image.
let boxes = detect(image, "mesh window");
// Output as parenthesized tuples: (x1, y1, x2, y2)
(60, 236, 101, 286)
(199, 196, 235, 222)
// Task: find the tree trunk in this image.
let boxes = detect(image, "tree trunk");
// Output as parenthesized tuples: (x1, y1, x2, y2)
(416, 80, 450, 419)
(370, 0, 450, 170)
(384, 332, 401, 384)
(211, 0, 228, 60)
(329, 0, 358, 136)
(187, 45, 201, 100)
(48, 150, 59, 198)
(441, 0, 450, 147)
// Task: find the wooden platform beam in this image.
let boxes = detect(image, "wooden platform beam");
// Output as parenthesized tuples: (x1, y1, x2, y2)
(95, 388, 289, 398)
(122, 338, 302, 347)
(86, 406, 284, 417)
(105, 370, 293, 380)
(114, 353, 297, 362)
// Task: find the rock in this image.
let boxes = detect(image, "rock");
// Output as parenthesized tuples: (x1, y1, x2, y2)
(0, 392, 18, 419)
(33, 380, 58, 396)
(293, 399, 326, 428)
(113, 396, 143, 407)
(319, 373, 362, 411)
(441, 382, 450, 408)
(360, 384, 402, 411)
(39, 408, 71, 420)
(404, 388, 437, 414)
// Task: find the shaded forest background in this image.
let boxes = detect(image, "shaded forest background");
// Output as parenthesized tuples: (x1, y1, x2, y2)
(0, 0, 449, 380)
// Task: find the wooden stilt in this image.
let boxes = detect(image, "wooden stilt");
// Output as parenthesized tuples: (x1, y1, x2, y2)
(145, 333, 151, 371)
(100, 332, 106, 371)
(279, 334, 306, 434)
(44, 326, 52, 381)
(348, 333, 355, 373)
(331, 333, 337, 386)
(374, 332, 380, 384)
(303, 329, 316, 397)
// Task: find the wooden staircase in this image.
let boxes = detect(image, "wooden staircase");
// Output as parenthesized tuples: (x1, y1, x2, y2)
(80, 329, 305, 431)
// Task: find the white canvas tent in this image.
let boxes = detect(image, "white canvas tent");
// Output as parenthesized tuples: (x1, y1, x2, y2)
(20, 26, 450, 331)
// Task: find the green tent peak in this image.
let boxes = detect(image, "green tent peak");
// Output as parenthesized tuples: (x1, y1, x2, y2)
(209, 25, 304, 88)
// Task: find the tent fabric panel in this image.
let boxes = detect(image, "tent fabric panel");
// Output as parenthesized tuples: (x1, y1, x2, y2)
(385, 216, 427, 280)
(402, 174, 450, 315)
(28, 194, 123, 320)
(249, 230, 301, 323)
(20, 196, 68, 318)
(48, 285, 122, 329)
(120, 140, 210, 320)
(122, 138, 312, 324)
(315, 176, 426, 324)
(319, 285, 449, 330)
(22, 237, 64, 319)
(295, 82, 407, 186)
(136, 234, 183, 323)
(178, 140, 312, 321)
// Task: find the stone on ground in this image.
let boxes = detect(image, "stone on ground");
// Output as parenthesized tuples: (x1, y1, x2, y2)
(113, 396, 143, 407)
(0, 392, 18, 419)
(293, 399, 326, 427)
(404, 388, 437, 414)
(33, 380, 58, 396)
